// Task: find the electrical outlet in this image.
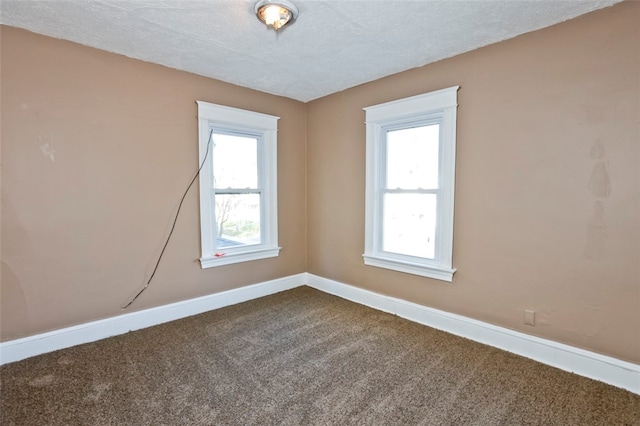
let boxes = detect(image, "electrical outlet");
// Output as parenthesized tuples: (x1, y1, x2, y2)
(524, 309, 535, 326)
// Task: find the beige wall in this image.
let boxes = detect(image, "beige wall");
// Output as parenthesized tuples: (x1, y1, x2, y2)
(1, 2, 639, 365)
(0, 26, 307, 340)
(307, 2, 639, 363)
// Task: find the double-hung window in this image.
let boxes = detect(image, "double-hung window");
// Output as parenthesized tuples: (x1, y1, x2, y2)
(197, 101, 280, 268)
(363, 86, 459, 281)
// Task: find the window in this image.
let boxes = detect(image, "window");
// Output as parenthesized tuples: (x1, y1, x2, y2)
(197, 101, 280, 268)
(363, 86, 459, 281)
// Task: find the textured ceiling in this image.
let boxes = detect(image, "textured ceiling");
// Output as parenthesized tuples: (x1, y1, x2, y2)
(0, 0, 622, 102)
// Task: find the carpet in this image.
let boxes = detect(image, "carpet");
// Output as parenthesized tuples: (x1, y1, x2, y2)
(1, 286, 638, 425)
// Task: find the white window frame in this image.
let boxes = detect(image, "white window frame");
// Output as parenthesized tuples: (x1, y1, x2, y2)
(363, 86, 459, 282)
(197, 101, 280, 268)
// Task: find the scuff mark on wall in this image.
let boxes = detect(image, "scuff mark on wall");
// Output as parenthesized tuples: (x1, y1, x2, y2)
(538, 302, 605, 341)
(588, 141, 611, 198)
(589, 141, 605, 160)
(38, 135, 56, 162)
(588, 162, 611, 198)
(583, 141, 611, 260)
(0, 261, 30, 341)
(583, 200, 607, 259)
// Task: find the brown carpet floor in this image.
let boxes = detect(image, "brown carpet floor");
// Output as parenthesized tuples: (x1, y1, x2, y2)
(1, 286, 639, 425)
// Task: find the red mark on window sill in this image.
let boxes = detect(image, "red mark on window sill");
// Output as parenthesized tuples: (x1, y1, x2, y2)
(214, 252, 226, 257)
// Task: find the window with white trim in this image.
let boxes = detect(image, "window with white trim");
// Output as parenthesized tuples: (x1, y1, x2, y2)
(197, 101, 280, 268)
(363, 86, 459, 281)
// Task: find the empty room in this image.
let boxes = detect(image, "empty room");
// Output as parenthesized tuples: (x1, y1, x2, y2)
(1, 0, 638, 424)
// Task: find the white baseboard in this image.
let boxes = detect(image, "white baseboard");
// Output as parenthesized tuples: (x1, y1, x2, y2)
(0, 273, 305, 365)
(304, 273, 640, 395)
(2, 271, 638, 395)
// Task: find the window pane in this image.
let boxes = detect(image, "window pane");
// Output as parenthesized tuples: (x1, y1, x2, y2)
(215, 194, 261, 247)
(383, 193, 436, 259)
(386, 124, 439, 190)
(212, 133, 258, 189)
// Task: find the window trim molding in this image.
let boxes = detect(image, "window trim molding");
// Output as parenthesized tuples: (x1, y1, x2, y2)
(363, 86, 459, 282)
(197, 101, 280, 268)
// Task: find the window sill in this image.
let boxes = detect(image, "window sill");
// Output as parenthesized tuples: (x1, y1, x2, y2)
(362, 254, 455, 282)
(200, 247, 281, 268)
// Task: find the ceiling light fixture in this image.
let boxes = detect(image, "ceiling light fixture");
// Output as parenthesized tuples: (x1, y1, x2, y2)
(255, 0, 299, 31)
